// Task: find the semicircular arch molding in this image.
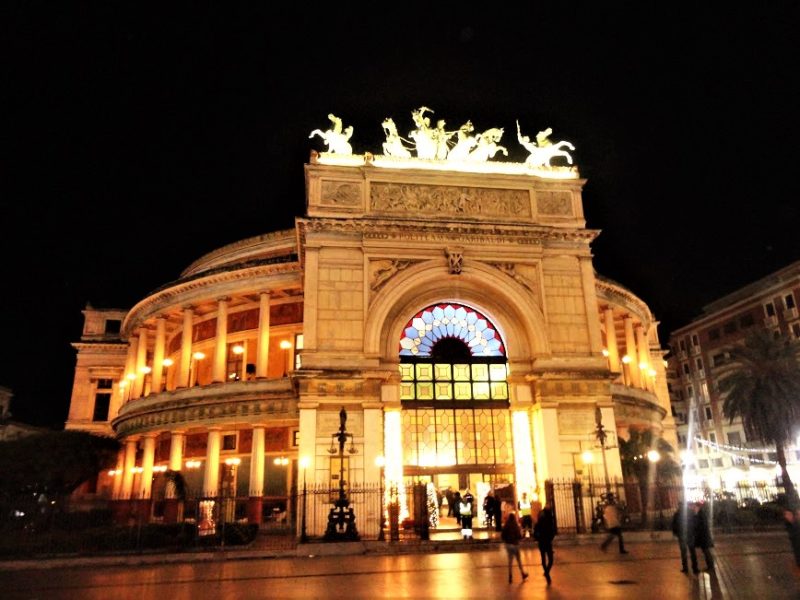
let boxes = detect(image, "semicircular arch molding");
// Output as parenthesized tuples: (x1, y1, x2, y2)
(364, 260, 550, 364)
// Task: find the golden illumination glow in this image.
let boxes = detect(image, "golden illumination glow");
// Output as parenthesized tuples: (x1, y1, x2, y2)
(153, 465, 167, 473)
(375, 455, 385, 468)
(384, 410, 409, 521)
(192, 351, 206, 360)
(224, 457, 241, 466)
(139, 365, 152, 374)
(512, 410, 536, 499)
(601, 348, 609, 357)
(185, 460, 202, 469)
(131, 466, 143, 474)
(162, 358, 174, 367)
(300, 456, 310, 469)
(639, 361, 648, 370)
(647, 450, 661, 463)
(273, 456, 289, 466)
(581, 450, 594, 464)
(126, 373, 136, 381)
(316, 151, 578, 178)
(648, 368, 657, 378)
(279, 340, 292, 350)
(232, 345, 245, 355)
(119, 380, 128, 388)
(621, 355, 632, 364)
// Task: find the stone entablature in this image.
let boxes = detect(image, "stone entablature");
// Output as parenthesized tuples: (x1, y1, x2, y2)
(595, 275, 654, 328)
(122, 262, 303, 334)
(182, 230, 297, 277)
(113, 379, 298, 436)
(305, 163, 587, 229)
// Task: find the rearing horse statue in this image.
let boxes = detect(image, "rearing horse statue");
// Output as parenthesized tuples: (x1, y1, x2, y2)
(309, 114, 354, 155)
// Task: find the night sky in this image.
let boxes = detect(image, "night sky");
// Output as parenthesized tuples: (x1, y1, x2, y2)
(3, 5, 799, 427)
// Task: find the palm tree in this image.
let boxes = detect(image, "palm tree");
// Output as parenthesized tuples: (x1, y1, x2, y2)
(619, 428, 681, 526)
(719, 330, 800, 504)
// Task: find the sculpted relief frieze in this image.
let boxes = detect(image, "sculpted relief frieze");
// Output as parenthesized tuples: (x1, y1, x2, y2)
(536, 191, 573, 216)
(320, 180, 362, 206)
(489, 262, 541, 301)
(369, 259, 416, 292)
(370, 182, 531, 219)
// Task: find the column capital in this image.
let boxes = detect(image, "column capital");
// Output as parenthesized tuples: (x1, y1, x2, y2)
(216, 296, 231, 303)
(182, 305, 195, 312)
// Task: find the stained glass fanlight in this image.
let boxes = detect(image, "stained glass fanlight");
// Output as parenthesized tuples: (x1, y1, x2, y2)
(398, 303, 505, 357)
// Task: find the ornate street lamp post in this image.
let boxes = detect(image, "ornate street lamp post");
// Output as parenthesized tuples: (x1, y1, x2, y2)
(595, 406, 611, 494)
(323, 407, 360, 541)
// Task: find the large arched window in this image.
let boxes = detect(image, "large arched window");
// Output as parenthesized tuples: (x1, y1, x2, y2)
(398, 303, 512, 468)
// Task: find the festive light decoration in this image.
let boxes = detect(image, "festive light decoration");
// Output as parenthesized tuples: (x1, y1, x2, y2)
(694, 436, 780, 465)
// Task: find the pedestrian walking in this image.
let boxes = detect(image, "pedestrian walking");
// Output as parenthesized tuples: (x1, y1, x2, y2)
(599, 493, 629, 554)
(689, 501, 714, 573)
(460, 489, 475, 539)
(671, 503, 691, 572)
(501, 512, 529, 584)
(783, 507, 800, 567)
(533, 501, 557, 585)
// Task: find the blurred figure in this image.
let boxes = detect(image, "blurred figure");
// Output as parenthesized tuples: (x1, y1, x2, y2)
(518, 492, 533, 538)
(501, 511, 529, 583)
(689, 501, 714, 573)
(600, 493, 629, 554)
(483, 490, 497, 528)
(671, 503, 691, 572)
(460, 489, 475, 539)
(783, 507, 800, 567)
(453, 490, 462, 526)
(533, 501, 557, 585)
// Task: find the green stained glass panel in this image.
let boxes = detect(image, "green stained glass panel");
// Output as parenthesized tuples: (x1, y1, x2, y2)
(416, 382, 433, 400)
(400, 382, 415, 400)
(416, 363, 433, 381)
(454, 382, 472, 399)
(435, 382, 452, 400)
(490, 382, 508, 400)
(471, 364, 489, 381)
(453, 364, 470, 381)
(400, 364, 415, 380)
(472, 382, 490, 400)
(489, 364, 507, 381)
(434, 363, 451, 380)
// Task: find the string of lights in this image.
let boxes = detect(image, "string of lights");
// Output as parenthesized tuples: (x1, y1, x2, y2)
(693, 437, 778, 465)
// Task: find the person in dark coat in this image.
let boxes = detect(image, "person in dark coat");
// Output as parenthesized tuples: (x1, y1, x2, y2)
(671, 503, 691, 572)
(533, 501, 557, 585)
(689, 501, 714, 573)
(483, 491, 496, 528)
(445, 486, 455, 518)
(783, 507, 800, 567)
(501, 512, 529, 583)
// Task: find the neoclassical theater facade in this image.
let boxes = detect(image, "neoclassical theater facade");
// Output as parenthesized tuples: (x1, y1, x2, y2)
(65, 112, 676, 529)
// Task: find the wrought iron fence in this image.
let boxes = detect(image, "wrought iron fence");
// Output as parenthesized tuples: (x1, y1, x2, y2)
(546, 477, 789, 534)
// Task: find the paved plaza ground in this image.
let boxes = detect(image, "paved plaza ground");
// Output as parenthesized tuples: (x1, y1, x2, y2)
(1, 531, 798, 599)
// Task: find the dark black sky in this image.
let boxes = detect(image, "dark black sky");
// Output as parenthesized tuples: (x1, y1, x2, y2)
(3, 4, 799, 426)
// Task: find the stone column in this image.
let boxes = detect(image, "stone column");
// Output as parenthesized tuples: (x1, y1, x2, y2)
(139, 434, 156, 499)
(152, 318, 166, 393)
(121, 439, 138, 500)
(133, 328, 148, 399)
(163, 431, 185, 523)
(636, 325, 653, 391)
(213, 298, 229, 383)
(180, 307, 193, 388)
(510, 384, 536, 497)
(248, 426, 266, 523)
(124, 337, 138, 380)
(203, 429, 221, 497)
(604, 308, 621, 373)
(256, 292, 271, 378)
(580, 257, 605, 353)
(531, 402, 561, 487)
(112, 449, 125, 499)
(623, 317, 641, 388)
(363, 405, 384, 484)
